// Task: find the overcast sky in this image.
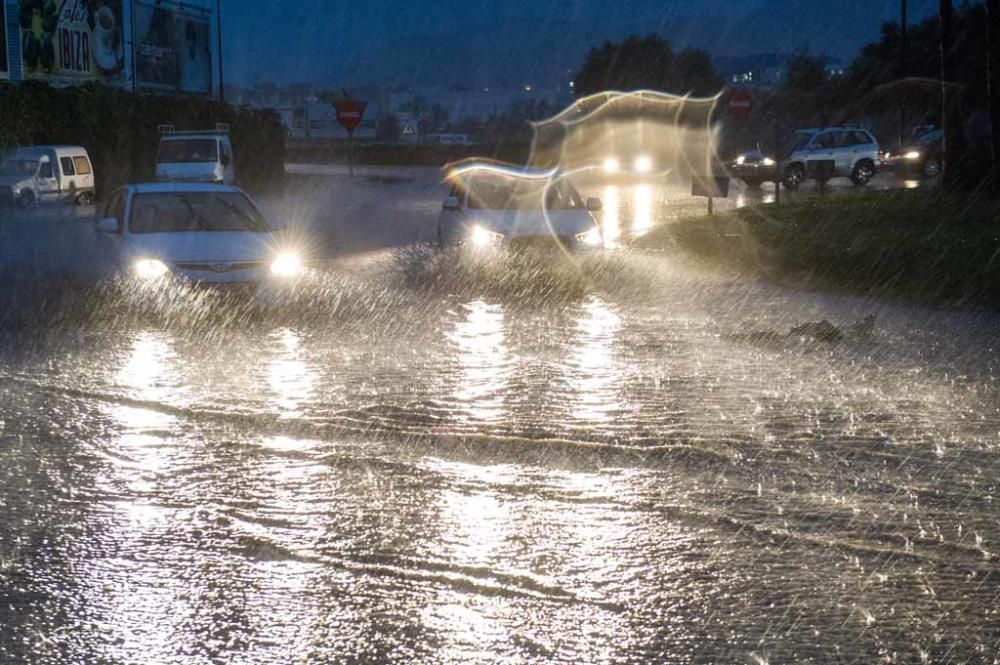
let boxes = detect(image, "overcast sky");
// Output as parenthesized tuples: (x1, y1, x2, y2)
(220, 0, 942, 86)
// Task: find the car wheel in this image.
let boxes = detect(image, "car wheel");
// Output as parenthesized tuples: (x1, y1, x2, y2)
(76, 191, 95, 205)
(783, 164, 804, 190)
(851, 160, 875, 186)
(922, 158, 941, 178)
(16, 190, 36, 209)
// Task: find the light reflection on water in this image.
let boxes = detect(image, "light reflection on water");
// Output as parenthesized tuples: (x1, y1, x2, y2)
(267, 327, 317, 417)
(449, 300, 512, 424)
(568, 297, 622, 422)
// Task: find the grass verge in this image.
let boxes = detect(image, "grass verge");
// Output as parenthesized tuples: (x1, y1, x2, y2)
(635, 189, 1000, 307)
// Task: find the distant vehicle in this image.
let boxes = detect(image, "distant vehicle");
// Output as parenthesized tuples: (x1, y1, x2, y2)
(0, 145, 95, 207)
(728, 145, 779, 188)
(599, 153, 658, 177)
(438, 165, 603, 251)
(94, 183, 301, 285)
(156, 125, 236, 185)
(781, 127, 882, 189)
(425, 133, 471, 145)
(885, 128, 942, 178)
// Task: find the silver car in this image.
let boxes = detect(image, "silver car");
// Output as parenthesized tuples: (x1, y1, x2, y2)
(438, 166, 603, 251)
(781, 127, 882, 189)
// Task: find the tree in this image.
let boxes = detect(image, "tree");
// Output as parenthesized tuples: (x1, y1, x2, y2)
(781, 52, 834, 126)
(376, 113, 401, 143)
(573, 35, 722, 98)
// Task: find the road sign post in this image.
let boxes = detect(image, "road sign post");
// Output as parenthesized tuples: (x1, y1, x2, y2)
(334, 100, 368, 177)
(729, 89, 753, 121)
(692, 176, 730, 216)
(806, 159, 835, 197)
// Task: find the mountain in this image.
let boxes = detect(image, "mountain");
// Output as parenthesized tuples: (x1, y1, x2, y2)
(331, 0, 941, 88)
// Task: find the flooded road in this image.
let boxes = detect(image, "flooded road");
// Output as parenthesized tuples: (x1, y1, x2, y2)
(2, 175, 999, 663)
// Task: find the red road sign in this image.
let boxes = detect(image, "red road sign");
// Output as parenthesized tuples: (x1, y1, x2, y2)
(729, 89, 752, 120)
(334, 100, 367, 132)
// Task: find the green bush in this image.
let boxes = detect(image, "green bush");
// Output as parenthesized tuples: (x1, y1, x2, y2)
(0, 82, 286, 197)
(637, 190, 1000, 307)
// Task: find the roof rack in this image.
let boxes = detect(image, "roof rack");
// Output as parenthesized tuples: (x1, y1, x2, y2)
(158, 123, 231, 136)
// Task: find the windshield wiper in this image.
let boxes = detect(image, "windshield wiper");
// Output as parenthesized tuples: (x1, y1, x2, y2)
(212, 196, 268, 232)
(180, 197, 213, 231)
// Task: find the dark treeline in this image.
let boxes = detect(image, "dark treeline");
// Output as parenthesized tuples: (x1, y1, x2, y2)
(0, 82, 287, 196)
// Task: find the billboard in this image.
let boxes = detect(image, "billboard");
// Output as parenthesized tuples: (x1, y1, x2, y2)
(19, 0, 126, 84)
(1, 3, 8, 80)
(134, 2, 213, 96)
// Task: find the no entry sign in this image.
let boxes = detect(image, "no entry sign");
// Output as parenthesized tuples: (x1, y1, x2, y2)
(334, 100, 367, 133)
(729, 89, 752, 121)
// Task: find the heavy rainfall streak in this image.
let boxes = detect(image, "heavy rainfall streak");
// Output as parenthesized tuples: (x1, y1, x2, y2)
(2, 0, 1000, 663)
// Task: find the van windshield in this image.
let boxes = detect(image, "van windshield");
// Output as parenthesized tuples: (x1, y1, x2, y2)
(1, 159, 39, 177)
(157, 139, 219, 164)
(130, 192, 271, 234)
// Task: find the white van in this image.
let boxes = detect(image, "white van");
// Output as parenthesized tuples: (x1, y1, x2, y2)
(0, 146, 96, 207)
(156, 125, 235, 185)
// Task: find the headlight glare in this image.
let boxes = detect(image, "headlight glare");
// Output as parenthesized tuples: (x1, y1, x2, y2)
(134, 258, 169, 280)
(735, 155, 746, 165)
(904, 151, 922, 160)
(575, 228, 603, 247)
(469, 225, 504, 248)
(271, 252, 303, 277)
(603, 157, 620, 173)
(634, 155, 653, 173)
(761, 157, 776, 166)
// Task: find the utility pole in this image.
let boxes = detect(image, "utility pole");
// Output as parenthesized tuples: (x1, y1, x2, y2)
(216, 0, 225, 103)
(988, 0, 1000, 190)
(939, 0, 963, 189)
(898, 0, 908, 149)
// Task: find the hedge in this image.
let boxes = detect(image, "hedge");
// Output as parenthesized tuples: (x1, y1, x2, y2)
(0, 81, 286, 197)
(285, 138, 532, 167)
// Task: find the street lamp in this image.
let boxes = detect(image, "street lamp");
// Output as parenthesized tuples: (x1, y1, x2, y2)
(217, 0, 224, 102)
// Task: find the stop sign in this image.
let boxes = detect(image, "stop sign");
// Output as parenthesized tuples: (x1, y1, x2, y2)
(334, 100, 367, 133)
(729, 89, 752, 121)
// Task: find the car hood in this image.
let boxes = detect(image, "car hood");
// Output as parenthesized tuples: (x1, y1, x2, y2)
(126, 231, 276, 263)
(465, 209, 598, 238)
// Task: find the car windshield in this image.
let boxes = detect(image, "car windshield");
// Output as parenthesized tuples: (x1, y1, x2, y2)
(1, 159, 38, 177)
(129, 192, 271, 234)
(466, 177, 582, 210)
(157, 139, 219, 164)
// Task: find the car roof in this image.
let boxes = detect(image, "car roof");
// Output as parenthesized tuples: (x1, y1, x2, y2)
(6, 145, 88, 157)
(126, 183, 244, 195)
(161, 134, 228, 141)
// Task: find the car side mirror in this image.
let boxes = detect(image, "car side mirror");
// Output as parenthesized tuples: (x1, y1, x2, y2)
(586, 197, 603, 212)
(442, 196, 460, 211)
(96, 217, 120, 234)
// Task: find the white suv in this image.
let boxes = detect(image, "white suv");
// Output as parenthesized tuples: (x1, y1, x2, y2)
(782, 127, 882, 189)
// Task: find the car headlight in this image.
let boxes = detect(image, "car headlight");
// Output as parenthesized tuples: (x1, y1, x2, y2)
(634, 155, 653, 173)
(134, 258, 169, 280)
(469, 225, 505, 248)
(761, 157, 776, 166)
(575, 228, 603, 247)
(270, 252, 303, 277)
(735, 155, 746, 165)
(603, 157, 620, 173)
(904, 150, 922, 160)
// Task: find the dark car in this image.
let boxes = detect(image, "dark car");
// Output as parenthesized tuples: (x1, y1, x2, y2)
(728, 145, 780, 188)
(885, 128, 942, 178)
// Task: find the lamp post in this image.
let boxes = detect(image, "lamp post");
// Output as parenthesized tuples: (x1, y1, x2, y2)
(216, 0, 224, 103)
